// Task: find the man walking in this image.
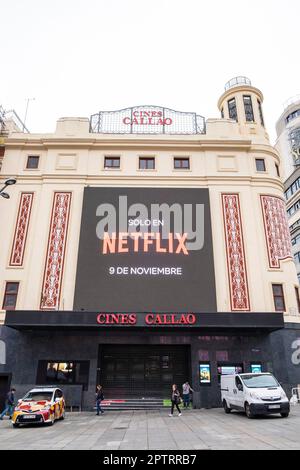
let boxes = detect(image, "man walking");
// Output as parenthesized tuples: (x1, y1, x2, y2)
(0, 388, 16, 420)
(182, 381, 194, 409)
(95, 385, 104, 415)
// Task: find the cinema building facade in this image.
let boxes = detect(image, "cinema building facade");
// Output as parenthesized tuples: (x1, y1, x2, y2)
(0, 77, 300, 410)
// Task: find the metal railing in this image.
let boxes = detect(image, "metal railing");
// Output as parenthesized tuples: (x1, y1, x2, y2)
(0, 106, 29, 134)
(284, 95, 300, 110)
(224, 76, 252, 91)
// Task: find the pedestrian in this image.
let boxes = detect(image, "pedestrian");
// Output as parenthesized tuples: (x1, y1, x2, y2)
(95, 385, 104, 415)
(182, 381, 194, 409)
(169, 384, 181, 417)
(0, 388, 16, 420)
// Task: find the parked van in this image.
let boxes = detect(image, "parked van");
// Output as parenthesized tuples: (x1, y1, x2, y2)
(221, 373, 290, 418)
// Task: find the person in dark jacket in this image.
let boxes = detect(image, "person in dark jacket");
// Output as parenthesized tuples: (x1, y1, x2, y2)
(169, 384, 181, 417)
(0, 388, 16, 420)
(95, 385, 104, 415)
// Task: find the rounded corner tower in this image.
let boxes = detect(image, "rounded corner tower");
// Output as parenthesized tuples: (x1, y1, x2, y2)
(217, 76, 269, 141)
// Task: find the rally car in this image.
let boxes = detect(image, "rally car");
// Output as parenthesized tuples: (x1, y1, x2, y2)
(12, 387, 65, 427)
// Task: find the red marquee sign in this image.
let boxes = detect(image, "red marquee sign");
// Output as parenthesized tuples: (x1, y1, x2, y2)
(96, 313, 196, 326)
(122, 109, 172, 127)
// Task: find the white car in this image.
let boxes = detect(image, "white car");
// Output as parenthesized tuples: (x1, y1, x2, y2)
(221, 373, 290, 418)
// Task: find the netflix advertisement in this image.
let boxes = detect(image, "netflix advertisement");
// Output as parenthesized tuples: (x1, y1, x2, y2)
(73, 187, 217, 312)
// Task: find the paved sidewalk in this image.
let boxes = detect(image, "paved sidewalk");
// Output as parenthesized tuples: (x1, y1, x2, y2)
(0, 407, 300, 450)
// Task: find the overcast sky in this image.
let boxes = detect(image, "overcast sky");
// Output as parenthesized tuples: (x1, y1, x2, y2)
(1, 0, 300, 142)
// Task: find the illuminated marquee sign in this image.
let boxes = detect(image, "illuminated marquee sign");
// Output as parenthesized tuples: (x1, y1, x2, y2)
(89, 105, 205, 135)
(96, 313, 196, 325)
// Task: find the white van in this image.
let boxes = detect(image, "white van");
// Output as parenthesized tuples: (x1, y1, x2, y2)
(221, 373, 290, 418)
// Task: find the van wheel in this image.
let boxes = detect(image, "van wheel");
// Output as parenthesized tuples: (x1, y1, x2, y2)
(223, 400, 231, 414)
(280, 412, 289, 418)
(245, 403, 254, 419)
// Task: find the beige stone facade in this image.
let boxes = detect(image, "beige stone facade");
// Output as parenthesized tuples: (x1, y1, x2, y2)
(0, 80, 299, 325)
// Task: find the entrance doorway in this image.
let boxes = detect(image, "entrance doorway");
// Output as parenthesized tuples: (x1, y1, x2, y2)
(0, 374, 11, 412)
(99, 345, 190, 397)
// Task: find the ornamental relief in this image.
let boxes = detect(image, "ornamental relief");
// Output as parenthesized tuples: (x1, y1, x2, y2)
(9, 192, 34, 266)
(40, 192, 72, 310)
(260, 195, 292, 268)
(222, 194, 250, 311)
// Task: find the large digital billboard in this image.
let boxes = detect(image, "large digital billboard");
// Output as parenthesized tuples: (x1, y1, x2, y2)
(73, 187, 217, 312)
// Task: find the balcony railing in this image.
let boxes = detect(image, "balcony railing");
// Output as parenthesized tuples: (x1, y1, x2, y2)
(224, 76, 252, 91)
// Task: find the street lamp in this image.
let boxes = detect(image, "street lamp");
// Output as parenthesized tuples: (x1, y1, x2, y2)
(0, 178, 17, 199)
(4, 178, 17, 186)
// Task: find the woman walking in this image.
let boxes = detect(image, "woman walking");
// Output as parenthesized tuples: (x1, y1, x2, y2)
(95, 385, 104, 415)
(169, 384, 181, 417)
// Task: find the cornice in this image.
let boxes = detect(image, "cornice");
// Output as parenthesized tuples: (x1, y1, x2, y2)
(4, 137, 252, 150)
(0, 172, 284, 190)
(4, 137, 280, 158)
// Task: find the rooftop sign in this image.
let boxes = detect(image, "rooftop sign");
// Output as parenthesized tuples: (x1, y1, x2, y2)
(89, 105, 205, 135)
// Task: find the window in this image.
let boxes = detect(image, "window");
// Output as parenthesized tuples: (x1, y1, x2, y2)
(241, 374, 279, 388)
(255, 158, 266, 172)
(104, 157, 120, 168)
(228, 98, 238, 121)
(292, 235, 300, 246)
(250, 364, 262, 373)
(294, 252, 300, 264)
(290, 219, 300, 231)
(290, 219, 300, 232)
(289, 128, 300, 158)
(257, 100, 264, 126)
(275, 164, 280, 177)
(292, 234, 300, 246)
(235, 376, 243, 389)
(286, 109, 300, 124)
(295, 287, 300, 313)
(216, 351, 228, 362)
(272, 284, 286, 312)
(139, 157, 155, 170)
(2, 282, 19, 310)
(284, 177, 300, 200)
(26, 155, 39, 169)
(287, 199, 300, 217)
(55, 389, 63, 399)
(174, 157, 190, 169)
(23, 391, 53, 401)
(217, 364, 243, 383)
(221, 108, 224, 118)
(243, 95, 254, 122)
(36, 361, 90, 390)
